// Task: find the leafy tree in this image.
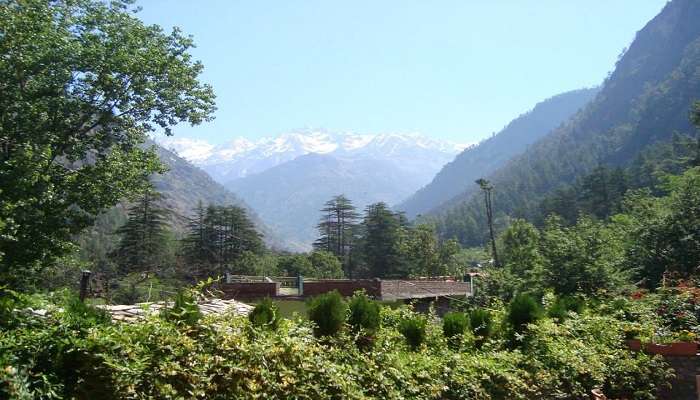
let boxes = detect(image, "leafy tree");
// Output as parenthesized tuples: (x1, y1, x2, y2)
(402, 224, 441, 277)
(0, 0, 215, 287)
(277, 254, 313, 277)
(309, 251, 344, 279)
(500, 219, 544, 288)
(540, 215, 628, 295)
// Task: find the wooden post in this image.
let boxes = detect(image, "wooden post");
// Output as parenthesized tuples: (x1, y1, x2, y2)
(79, 270, 92, 302)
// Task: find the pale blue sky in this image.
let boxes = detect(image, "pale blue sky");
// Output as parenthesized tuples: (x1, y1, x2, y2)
(137, 1, 668, 144)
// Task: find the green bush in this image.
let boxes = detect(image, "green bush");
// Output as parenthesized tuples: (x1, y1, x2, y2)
(161, 290, 201, 327)
(398, 316, 427, 350)
(548, 295, 585, 321)
(442, 311, 469, 339)
(61, 292, 111, 329)
(307, 290, 347, 337)
(348, 291, 381, 334)
(469, 308, 494, 341)
(249, 298, 280, 330)
(507, 293, 543, 334)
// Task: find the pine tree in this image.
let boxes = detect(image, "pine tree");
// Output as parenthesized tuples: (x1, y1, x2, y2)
(357, 202, 406, 278)
(112, 188, 171, 275)
(183, 204, 263, 278)
(313, 195, 359, 274)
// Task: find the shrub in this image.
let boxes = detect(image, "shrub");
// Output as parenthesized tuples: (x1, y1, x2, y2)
(398, 316, 427, 350)
(61, 292, 111, 329)
(548, 295, 585, 321)
(442, 311, 469, 339)
(307, 290, 347, 337)
(348, 291, 381, 334)
(249, 298, 280, 330)
(162, 290, 201, 327)
(469, 308, 494, 341)
(507, 293, 543, 334)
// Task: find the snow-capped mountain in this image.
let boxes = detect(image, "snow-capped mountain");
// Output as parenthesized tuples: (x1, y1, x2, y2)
(157, 129, 467, 248)
(158, 129, 466, 184)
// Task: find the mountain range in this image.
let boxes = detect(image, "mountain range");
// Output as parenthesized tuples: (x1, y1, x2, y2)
(159, 130, 465, 248)
(159, 130, 465, 183)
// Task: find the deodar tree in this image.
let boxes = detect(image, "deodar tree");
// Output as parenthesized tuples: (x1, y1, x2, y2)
(0, 0, 215, 287)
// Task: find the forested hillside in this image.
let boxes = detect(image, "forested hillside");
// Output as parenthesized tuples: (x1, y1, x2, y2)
(397, 88, 598, 218)
(151, 144, 288, 248)
(81, 143, 291, 259)
(428, 0, 700, 246)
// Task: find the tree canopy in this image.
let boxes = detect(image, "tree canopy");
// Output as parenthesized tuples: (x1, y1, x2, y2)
(0, 0, 215, 286)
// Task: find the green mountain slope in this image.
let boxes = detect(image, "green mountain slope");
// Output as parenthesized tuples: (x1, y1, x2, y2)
(429, 0, 700, 246)
(396, 88, 599, 218)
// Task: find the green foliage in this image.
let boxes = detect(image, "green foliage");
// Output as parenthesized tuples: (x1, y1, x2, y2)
(161, 290, 201, 328)
(309, 251, 345, 279)
(507, 293, 543, 334)
(314, 195, 359, 274)
(0, 293, 676, 399)
(547, 295, 585, 322)
(355, 202, 409, 278)
(540, 215, 628, 295)
(248, 298, 280, 331)
(182, 203, 264, 279)
(398, 316, 427, 350)
(442, 311, 469, 339)
(277, 254, 314, 277)
(629, 167, 700, 287)
(307, 290, 347, 337)
(60, 292, 111, 329)
(0, 0, 215, 288)
(347, 291, 380, 334)
(111, 188, 172, 276)
(469, 308, 494, 341)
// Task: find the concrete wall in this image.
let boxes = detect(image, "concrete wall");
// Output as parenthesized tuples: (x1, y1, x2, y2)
(218, 282, 279, 299)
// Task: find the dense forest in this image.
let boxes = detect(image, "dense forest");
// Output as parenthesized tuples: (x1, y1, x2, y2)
(2, 0, 700, 398)
(397, 87, 599, 219)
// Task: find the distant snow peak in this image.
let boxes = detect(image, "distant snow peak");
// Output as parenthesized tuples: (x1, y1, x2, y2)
(157, 136, 214, 163)
(160, 129, 466, 183)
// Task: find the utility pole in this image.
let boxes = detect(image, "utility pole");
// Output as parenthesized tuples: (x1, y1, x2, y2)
(476, 179, 500, 267)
